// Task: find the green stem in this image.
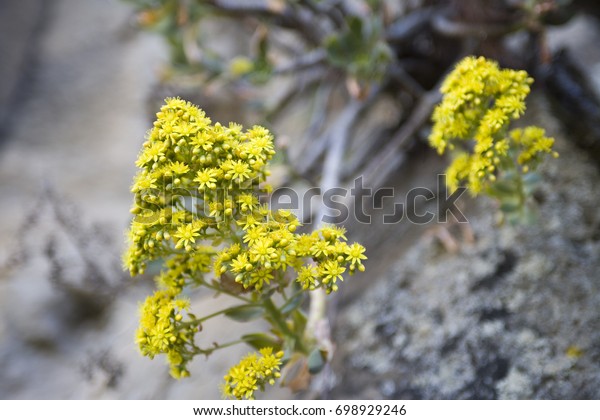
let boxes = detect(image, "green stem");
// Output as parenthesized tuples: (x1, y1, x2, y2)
(263, 297, 308, 353)
(184, 304, 258, 326)
(191, 339, 245, 355)
(509, 150, 527, 218)
(212, 339, 245, 350)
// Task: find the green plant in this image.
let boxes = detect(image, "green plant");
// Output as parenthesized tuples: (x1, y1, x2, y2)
(125, 0, 391, 86)
(123, 97, 366, 399)
(429, 56, 558, 223)
(324, 15, 392, 83)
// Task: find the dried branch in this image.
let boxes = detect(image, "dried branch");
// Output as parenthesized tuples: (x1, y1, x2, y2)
(388, 62, 426, 97)
(432, 11, 521, 38)
(205, 0, 325, 45)
(265, 67, 326, 122)
(385, 6, 437, 44)
(305, 95, 377, 397)
(298, 0, 345, 28)
(272, 49, 327, 75)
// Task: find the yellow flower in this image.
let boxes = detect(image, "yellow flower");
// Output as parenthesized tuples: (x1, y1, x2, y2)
(243, 226, 265, 245)
(319, 260, 345, 284)
(320, 224, 347, 241)
(131, 171, 157, 193)
(295, 233, 317, 256)
(237, 193, 258, 213)
(430, 56, 556, 198)
(136, 141, 166, 167)
(226, 160, 252, 182)
(230, 253, 251, 273)
(174, 223, 200, 249)
(229, 56, 254, 77)
(250, 238, 275, 266)
(310, 240, 330, 257)
(346, 243, 367, 268)
(169, 161, 190, 175)
(237, 214, 260, 230)
(194, 168, 218, 190)
(297, 265, 317, 290)
(249, 268, 274, 290)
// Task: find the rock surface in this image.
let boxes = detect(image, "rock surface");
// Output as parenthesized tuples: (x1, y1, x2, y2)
(331, 95, 600, 399)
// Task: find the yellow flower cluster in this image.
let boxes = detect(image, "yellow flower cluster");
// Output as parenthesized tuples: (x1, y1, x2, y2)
(124, 97, 275, 276)
(222, 348, 284, 400)
(429, 56, 556, 194)
(215, 220, 366, 294)
(136, 288, 195, 379)
(124, 98, 367, 382)
(509, 126, 557, 169)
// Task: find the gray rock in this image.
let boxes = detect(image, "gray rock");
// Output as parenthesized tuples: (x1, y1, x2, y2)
(332, 94, 600, 399)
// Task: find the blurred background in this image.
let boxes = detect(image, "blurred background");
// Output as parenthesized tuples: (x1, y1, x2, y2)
(1, 0, 600, 399)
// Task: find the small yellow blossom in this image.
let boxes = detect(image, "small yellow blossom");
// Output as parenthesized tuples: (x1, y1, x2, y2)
(297, 265, 317, 290)
(319, 260, 346, 285)
(169, 161, 190, 175)
(346, 242, 367, 269)
(174, 223, 200, 249)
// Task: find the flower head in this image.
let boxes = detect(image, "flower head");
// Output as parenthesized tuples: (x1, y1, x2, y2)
(222, 348, 284, 400)
(429, 56, 556, 196)
(174, 223, 200, 250)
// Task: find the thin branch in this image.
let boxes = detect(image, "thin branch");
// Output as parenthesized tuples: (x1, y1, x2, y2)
(317, 101, 364, 202)
(307, 82, 333, 137)
(272, 49, 327, 75)
(298, 0, 345, 29)
(388, 62, 425, 97)
(341, 123, 393, 178)
(265, 67, 325, 122)
(431, 11, 522, 38)
(386, 6, 437, 43)
(205, 0, 324, 45)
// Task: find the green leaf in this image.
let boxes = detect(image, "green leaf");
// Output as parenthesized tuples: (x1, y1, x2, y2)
(500, 201, 521, 213)
(523, 172, 542, 185)
(307, 348, 327, 374)
(291, 309, 307, 333)
(323, 15, 391, 82)
(223, 305, 265, 322)
(283, 337, 297, 359)
(280, 294, 305, 315)
(490, 180, 518, 195)
(241, 333, 280, 351)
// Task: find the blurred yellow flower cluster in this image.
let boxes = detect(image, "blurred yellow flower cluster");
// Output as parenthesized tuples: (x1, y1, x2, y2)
(430, 56, 557, 195)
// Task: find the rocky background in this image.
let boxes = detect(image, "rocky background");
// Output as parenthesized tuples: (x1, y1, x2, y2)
(0, 0, 599, 399)
(331, 94, 600, 398)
